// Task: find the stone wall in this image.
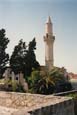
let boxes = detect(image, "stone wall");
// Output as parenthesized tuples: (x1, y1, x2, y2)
(0, 91, 75, 115)
(13, 97, 74, 115)
(54, 90, 77, 115)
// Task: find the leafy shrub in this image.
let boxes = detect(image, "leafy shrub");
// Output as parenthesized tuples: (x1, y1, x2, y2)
(55, 81, 72, 93)
(28, 67, 72, 94)
(49, 67, 72, 93)
(67, 93, 77, 99)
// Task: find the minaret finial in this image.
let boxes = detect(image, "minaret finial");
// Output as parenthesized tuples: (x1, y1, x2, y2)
(48, 16, 51, 23)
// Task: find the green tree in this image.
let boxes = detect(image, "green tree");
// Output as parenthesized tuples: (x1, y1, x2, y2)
(0, 29, 9, 77)
(10, 39, 26, 74)
(10, 38, 40, 76)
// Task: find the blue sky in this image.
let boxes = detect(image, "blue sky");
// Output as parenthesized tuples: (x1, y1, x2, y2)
(0, 0, 77, 73)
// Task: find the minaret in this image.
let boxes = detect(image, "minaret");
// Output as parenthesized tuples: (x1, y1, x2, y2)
(44, 16, 55, 71)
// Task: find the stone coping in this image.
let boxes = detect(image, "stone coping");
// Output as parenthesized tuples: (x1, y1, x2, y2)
(0, 106, 17, 115)
(0, 91, 73, 115)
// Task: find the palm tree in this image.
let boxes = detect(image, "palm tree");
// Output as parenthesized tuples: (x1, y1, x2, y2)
(29, 70, 55, 94)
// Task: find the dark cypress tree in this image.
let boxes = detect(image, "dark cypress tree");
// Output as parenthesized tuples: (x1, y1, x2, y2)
(24, 38, 40, 76)
(0, 29, 9, 77)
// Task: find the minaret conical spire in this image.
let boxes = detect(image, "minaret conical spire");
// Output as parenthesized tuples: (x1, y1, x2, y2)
(45, 16, 53, 35)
